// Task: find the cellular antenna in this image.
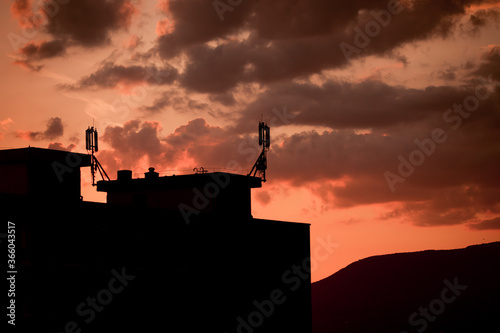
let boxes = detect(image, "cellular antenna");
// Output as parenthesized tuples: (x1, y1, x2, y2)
(248, 121, 270, 182)
(85, 126, 110, 186)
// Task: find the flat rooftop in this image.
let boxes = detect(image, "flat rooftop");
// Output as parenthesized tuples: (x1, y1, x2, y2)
(0, 147, 91, 166)
(96, 172, 262, 192)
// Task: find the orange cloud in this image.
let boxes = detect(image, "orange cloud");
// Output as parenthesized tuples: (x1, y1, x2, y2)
(10, 0, 44, 30)
(15, 117, 63, 141)
(123, 34, 142, 50)
(0, 118, 14, 130)
(47, 142, 75, 151)
(156, 18, 175, 36)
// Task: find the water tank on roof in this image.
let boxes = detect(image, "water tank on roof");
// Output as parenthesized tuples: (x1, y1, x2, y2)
(117, 170, 132, 181)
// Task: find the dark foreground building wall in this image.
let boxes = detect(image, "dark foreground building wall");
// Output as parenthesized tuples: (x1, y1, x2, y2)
(0, 147, 91, 199)
(1, 147, 311, 333)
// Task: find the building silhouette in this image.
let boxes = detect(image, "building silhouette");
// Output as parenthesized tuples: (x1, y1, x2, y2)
(1, 147, 311, 333)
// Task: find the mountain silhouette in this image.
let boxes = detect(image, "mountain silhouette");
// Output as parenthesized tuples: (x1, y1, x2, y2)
(312, 242, 500, 333)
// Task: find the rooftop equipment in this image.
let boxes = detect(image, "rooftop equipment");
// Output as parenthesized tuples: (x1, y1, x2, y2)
(85, 126, 110, 186)
(248, 121, 270, 182)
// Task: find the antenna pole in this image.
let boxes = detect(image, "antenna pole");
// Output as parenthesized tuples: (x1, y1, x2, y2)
(86, 126, 109, 186)
(248, 121, 270, 182)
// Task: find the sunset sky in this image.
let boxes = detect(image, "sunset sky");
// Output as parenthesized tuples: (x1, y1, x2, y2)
(1, 0, 500, 282)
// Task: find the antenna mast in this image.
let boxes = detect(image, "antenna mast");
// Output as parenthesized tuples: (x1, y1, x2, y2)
(85, 126, 110, 186)
(248, 121, 270, 182)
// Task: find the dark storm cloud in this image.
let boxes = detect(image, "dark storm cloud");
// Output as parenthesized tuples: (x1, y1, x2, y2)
(209, 91, 237, 107)
(19, 39, 66, 60)
(466, 7, 500, 34)
(140, 93, 173, 114)
(179, 42, 250, 93)
(156, 0, 251, 59)
(265, 95, 500, 226)
(52, 0, 499, 96)
(388, 186, 500, 227)
(14, 38, 67, 71)
(60, 61, 178, 90)
(436, 67, 458, 81)
(139, 91, 214, 114)
(472, 46, 500, 81)
(232, 79, 477, 133)
(43, 0, 136, 47)
(468, 217, 500, 230)
(153, 0, 499, 93)
(10, 0, 136, 69)
(15, 117, 64, 140)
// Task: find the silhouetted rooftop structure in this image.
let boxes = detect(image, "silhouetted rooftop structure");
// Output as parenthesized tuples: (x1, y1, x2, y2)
(97, 168, 262, 218)
(0, 147, 90, 200)
(1, 147, 312, 333)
